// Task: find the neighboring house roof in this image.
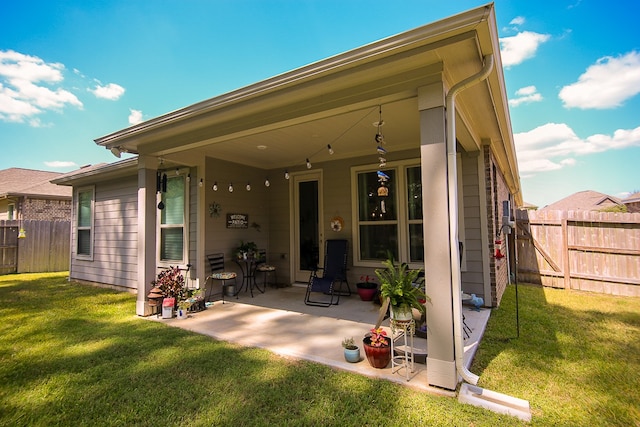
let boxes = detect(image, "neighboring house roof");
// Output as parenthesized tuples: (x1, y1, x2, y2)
(0, 168, 72, 199)
(541, 190, 623, 211)
(622, 192, 640, 204)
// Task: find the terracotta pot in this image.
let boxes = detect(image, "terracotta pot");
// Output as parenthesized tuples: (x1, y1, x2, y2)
(362, 337, 391, 368)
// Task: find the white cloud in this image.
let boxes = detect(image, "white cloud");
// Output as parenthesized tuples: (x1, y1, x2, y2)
(128, 109, 143, 125)
(514, 123, 640, 175)
(499, 31, 550, 67)
(509, 85, 543, 107)
(509, 16, 525, 26)
(44, 160, 78, 168)
(559, 51, 640, 109)
(0, 50, 83, 125)
(90, 82, 125, 100)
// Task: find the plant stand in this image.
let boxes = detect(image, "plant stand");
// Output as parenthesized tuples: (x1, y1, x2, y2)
(391, 319, 415, 381)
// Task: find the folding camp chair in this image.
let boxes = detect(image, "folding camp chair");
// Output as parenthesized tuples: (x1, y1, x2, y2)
(304, 239, 349, 307)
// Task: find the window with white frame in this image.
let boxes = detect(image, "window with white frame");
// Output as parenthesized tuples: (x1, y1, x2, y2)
(352, 160, 423, 267)
(76, 187, 94, 258)
(7, 203, 15, 220)
(158, 173, 188, 264)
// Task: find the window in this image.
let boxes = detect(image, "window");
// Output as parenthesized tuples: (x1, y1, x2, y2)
(76, 187, 94, 258)
(7, 203, 15, 220)
(352, 161, 422, 267)
(158, 174, 187, 264)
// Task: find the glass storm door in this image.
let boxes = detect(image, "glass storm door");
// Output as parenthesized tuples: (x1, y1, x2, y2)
(293, 171, 323, 282)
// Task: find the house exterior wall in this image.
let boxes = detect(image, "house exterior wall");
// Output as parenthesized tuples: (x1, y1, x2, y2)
(70, 176, 138, 291)
(460, 151, 487, 299)
(22, 198, 71, 221)
(0, 197, 71, 221)
(203, 158, 271, 278)
(484, 145, 511, 307)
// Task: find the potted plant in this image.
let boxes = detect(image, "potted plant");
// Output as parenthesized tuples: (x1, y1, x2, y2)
(151, 266, 187, 317)
(362, 327, 391, 368)
(356, 275, 378, 301)
(341, 337, 360, 363)
(176, 299, 191, 319)
(236, 240, 258, 260)
(375, 254, 428, 322)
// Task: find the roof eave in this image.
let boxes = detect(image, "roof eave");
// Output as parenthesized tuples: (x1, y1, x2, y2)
(94, 3, 495, 150)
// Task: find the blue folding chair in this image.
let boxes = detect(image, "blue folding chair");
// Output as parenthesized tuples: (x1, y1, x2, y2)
(304, 239, 349, 307)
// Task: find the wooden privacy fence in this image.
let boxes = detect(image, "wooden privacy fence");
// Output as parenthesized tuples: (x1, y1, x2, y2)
(0, 220, 70, 274)
(515, 210, 640, 296)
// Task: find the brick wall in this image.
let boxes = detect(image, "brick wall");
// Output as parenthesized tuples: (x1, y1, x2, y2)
(22, 198, 71, 221)
(483, 146, 510, 307)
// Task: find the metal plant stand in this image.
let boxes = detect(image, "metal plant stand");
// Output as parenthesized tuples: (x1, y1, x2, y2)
(391, 318, 415, 381)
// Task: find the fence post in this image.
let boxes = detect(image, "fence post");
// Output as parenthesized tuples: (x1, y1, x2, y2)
(562, 214, 570, 289)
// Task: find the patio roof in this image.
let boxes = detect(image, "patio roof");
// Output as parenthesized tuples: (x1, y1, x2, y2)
(150, 286, 490, 393)
(94, 3, 521, 205)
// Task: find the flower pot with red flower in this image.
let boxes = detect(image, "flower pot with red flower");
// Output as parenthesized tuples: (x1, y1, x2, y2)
(356, 275, 378, 301)
(362, 327, 391, 368)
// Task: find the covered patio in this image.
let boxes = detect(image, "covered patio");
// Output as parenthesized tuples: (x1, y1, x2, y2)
(153, 285, 490, 394)
(55, 3, 520, 392)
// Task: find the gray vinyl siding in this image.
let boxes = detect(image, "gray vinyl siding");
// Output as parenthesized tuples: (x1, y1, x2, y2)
(188, 168, 198, 280)
(460, 153, 485, 296)
(70, 175, 138, 290)
(203, 158, 270, 279)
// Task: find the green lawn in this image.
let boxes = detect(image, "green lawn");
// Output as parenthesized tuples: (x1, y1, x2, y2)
(1, 272, 638, 426)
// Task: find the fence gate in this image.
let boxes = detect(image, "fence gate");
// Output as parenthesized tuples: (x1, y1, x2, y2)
(0, 221, 19, 274)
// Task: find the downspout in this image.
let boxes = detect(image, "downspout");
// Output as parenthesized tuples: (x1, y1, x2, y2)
(446, 53, 494, 385)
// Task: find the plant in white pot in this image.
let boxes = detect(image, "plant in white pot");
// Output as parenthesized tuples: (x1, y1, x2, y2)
(375, 255, 428, 322)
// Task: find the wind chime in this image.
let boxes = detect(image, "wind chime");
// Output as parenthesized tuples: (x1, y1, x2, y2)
(156, 170, 167, 210)
(374, 106, 389, 216)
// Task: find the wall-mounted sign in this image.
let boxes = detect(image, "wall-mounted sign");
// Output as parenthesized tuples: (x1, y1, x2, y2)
(226, 213, 248, 229)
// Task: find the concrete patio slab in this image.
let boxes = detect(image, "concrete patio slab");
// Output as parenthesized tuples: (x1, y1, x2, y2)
(149, 285, 490, 395)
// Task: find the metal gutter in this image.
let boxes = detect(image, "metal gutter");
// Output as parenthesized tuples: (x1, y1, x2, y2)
(446, 53, 494, 385)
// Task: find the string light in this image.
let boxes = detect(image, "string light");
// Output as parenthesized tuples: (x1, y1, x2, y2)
(264, 178, 270, 187)
(198, 178, 203, 187)
(228, 183, 234, 193)
(212, 181, 218, 191)
(246, 182, 251, 191)
(306, 158, 312, 169)
(284, 170, 290, 179)
(327, 144, 334, 155)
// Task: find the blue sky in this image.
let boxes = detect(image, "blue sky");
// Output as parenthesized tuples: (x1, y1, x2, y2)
(1, 0, 639, 207)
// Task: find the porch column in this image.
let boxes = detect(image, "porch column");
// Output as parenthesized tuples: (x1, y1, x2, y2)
(136, 156, 158, 316)
(419, 81, 457, 390)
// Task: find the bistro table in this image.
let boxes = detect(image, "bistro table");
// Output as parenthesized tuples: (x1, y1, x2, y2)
(233, 256, 266, 297)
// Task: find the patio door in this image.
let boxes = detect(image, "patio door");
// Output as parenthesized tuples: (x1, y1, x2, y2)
(292, 171, 323, 282)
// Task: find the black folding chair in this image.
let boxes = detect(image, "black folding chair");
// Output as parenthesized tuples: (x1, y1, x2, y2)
(304, 239, 349, 307)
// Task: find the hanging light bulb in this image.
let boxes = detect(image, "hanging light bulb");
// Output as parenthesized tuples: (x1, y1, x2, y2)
(246, 182, 251, 191)
(186, 173, 191, 183)
(212, 181, 218, 191)
(327, 144, 334, 155)
(264, 178, 270, 187)
(198, 178, 203, 187)
(306, 158, 312, 169)
(228, 183, 234, 193)
(175, 168, 180, 175)
(284, 170, 290, 180)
